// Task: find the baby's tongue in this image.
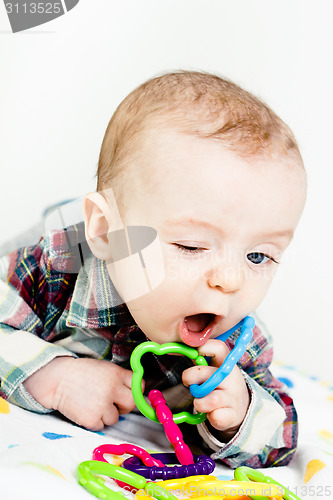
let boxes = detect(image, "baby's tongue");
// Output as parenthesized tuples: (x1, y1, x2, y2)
(180, 313, 214, 347)
(185, 314, 209, 332)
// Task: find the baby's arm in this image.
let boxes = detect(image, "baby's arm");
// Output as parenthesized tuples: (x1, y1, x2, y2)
(23, 357, 139, 430)
(0, 234, 138, 428)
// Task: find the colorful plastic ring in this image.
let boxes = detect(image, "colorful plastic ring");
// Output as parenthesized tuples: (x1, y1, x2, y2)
(122, 452, 215, 480)
(234, 466, 301, 500)
(130, 342, 208, 424)
(92, 443, 165, 491)
(92, 443, 164, 467)
(134, 476, 216, 500)
(149, 390, 194, 465)
(190, 316, 255, 398)
(136, 476, 283, 500)
(77, 460, 177, 500)
(78, 460, 146, 500)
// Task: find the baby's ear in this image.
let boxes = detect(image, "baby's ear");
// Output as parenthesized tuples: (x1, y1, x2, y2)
(83, 192, 113, 260)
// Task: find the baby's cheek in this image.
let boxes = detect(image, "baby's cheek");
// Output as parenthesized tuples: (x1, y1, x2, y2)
(250, 272, 277, 304)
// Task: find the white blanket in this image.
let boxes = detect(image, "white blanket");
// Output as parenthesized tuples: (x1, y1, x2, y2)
(0, 362, 332, 500)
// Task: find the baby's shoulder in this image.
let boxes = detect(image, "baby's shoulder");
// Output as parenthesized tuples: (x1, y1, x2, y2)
(41, 221, 91, 274)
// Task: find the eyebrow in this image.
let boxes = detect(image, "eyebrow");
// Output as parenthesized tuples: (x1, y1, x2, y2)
(259, 229, 294, 240)
(163, 218, 219, 231)
(163, 218, 294, 241)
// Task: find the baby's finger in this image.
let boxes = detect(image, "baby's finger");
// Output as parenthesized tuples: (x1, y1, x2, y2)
(182, 365, 216, 387)
(197, 339, 230, 368)
(77, 408, 115, 431)
(101, 404, 122, 428)
(193, 389, 232, 415)
(116, 385, 138, 413)
(206, 407, 237, 432)
(119, 366, 145, 394)
(121, 367, 136, 390)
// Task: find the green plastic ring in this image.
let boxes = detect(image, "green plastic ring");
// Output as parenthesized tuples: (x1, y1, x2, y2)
(78, 460, 145, 499)
(130, 341, 208, 425)
(234, 466, 302, 500)
(77, 460, 177, 500)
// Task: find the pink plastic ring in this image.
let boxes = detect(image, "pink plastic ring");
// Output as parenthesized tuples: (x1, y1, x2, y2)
(92, 444, 165, 467)
(149, 390, 194, 465)
(92, 443, 165, 490)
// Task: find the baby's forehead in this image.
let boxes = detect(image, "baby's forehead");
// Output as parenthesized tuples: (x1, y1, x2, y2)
(123, 126, 305, 209)
(136, 125, 304, 174)
(133, 130, 305, 202)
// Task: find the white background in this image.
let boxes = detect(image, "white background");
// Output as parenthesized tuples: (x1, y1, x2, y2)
(0, 0, 332, 379)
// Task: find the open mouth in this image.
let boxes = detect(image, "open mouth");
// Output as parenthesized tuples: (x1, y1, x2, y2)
(180, 313, 218, 347)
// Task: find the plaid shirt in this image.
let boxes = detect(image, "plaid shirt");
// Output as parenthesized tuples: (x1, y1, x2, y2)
(0, 223, 298, 468)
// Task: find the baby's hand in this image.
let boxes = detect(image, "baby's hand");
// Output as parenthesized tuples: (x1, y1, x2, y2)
(24, 357, 140, 430)
(182, 339, 250, 441)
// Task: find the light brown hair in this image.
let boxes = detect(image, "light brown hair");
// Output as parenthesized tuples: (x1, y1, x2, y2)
(97, 71, 303, 192)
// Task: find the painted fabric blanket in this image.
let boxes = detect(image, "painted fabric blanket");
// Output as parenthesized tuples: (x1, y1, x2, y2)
(0, 362, 332, 500)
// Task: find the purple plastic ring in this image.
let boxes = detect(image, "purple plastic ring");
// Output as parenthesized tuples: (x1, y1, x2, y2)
(122, 453, 215, 480)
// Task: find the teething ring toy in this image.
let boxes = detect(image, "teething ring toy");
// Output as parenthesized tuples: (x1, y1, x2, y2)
(234, 466, 301, 500)
(149, 390, 194, 465)
(92, 443, 165, 467)
(135, 475, 284, 500)
(130, 342, 208, 424)
(182, 477, 284, 500)
(92, 443, 165, 491)
(77, 460, 177, 500)
(122, 452, 215, 480)
(190, 316, 255, 398)
(134, 475, 216, 500)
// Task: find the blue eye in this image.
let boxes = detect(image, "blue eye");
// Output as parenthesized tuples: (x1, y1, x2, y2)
(247, 252, 272, 265)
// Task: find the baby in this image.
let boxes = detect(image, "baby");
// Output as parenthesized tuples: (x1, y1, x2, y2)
(0, 72, 306, 468)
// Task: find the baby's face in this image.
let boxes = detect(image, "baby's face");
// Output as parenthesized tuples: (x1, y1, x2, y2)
(107, 128, 306, 346)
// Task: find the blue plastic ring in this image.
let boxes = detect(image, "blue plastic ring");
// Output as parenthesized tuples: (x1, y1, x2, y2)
(189, 316, 255, 398)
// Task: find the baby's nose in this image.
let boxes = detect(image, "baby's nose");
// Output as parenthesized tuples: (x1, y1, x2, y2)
(207, 262, 244, 293)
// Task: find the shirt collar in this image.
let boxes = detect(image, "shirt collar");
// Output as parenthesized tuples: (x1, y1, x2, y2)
(66, 253, 134, 330)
